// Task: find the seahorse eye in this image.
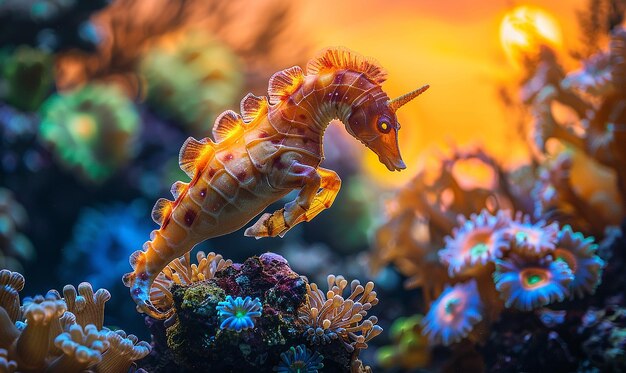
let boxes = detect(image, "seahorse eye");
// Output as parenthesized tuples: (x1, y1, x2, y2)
(377, 118, 392, 133)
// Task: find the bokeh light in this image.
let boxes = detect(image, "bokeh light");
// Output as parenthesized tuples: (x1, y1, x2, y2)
(500, 5, 563, 67)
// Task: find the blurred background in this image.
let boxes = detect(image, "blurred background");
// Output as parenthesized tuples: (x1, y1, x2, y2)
(1, 0, 622, 371)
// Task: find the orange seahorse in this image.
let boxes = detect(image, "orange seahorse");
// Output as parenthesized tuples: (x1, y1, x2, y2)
(123, 47, 429, 319)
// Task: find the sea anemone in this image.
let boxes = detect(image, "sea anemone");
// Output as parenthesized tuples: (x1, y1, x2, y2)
(62, 282, 111, 330)
(151, 251, 232, 311)
(216, 295, 263, 332)
(50, 324, 108, 372)
(274, 344, 324, 373)
(0, 348, 16, 373)
(493, 252, 573, 311)
(0, 269, 149, 372)
(38, 83, 139, 183)
(505, 212, 559, 255)
(421, 279, 483, 346)
(553, 225, 604, 298)
(298, 275, 382, 352)
(439, 209, 511, 277)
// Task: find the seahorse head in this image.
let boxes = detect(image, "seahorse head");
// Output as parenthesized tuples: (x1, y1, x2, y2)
(346, 84, 429, 171)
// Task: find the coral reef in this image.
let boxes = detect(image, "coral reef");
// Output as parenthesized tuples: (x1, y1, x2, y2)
(38, 83, 140, 183)
(375, 314, 431, 370)
(139, 31, 243, 134)
(55, 0, 304, 97)
(579, 306, 626, 371)
(526, 27, 626, 235)
(371, 148, 531, 305)
(0, 269, 150, 372)
(0, 188, 34, 272)
(141, 252, 380, 372)
(422, 210, 602, 345)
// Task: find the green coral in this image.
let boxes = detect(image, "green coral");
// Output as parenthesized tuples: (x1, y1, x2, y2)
(0, 46, 53, 112)
(38, 84, 140, 183)
(140, 31, 243, 134)
(376, 314, 431, 370)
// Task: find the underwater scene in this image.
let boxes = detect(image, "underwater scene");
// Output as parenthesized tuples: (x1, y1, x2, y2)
(1, 0, 625, 372)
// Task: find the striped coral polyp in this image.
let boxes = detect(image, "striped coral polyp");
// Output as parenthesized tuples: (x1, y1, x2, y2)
(439, 210, 510, 277)
(505, 212, 559, 255)
(494, 254, 573, 311)
(421, 280, 483, 346)
(553, 225, 604, 299)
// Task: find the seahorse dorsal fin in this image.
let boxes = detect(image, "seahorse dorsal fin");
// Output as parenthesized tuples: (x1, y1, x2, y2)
(240, 93, 269, 123)
(151, 198, 173, 226)
(170, 181, 188, 199)
(306, 47, 387, 84)
(212, 110, 245, 142)
(179, 137, 215, 178)
(268, 66, 305, 105)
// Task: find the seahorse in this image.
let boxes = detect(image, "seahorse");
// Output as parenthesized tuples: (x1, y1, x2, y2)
(123, 47, 429, 319)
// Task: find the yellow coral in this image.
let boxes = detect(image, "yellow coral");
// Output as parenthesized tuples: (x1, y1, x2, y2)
(0, 270, 150, 372)
(299, 275, 382, 352)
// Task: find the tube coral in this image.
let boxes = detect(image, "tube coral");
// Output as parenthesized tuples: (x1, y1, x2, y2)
(553, 225, 605, 298)
(439, 209, 511, 277)
(298, 275, 382, 352)
(493, 251, 573, 311)
(216, 295, 263, 332)
(421, 280, 483, 346)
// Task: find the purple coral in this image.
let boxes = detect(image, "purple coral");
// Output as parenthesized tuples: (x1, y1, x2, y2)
(505, 212, 559, 255)
(553, 225, 604, 298)
(493, 252, 573, 311)
(421, 280, 483, 346)
(439, 210, 511, 277)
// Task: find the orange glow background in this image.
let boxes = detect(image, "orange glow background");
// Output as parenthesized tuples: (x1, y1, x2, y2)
(288, 0, 586, 187)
